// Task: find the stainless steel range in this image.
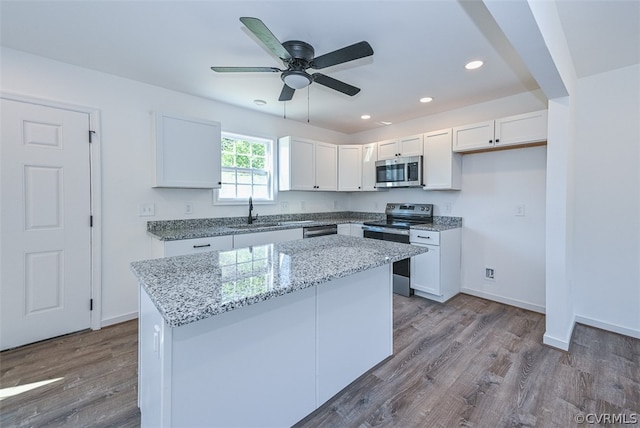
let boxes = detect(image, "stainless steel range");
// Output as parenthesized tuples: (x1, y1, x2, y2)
(362, 203, 433, 296)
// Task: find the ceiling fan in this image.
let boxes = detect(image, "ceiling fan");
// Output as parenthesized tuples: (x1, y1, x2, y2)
(211, 17, 374, 101)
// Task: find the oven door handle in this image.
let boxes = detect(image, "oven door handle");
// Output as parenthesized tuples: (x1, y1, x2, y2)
(361, 225, 410, 236)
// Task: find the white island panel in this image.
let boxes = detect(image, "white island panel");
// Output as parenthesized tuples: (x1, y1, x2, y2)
(316, 264, 393, 404)
(171, 286, 317, 428)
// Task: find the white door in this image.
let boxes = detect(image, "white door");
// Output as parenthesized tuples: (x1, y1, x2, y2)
(1, 99, 92, 350)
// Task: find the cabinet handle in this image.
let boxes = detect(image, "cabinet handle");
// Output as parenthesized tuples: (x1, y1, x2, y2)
(489, 140, 493, 144)
(495, 138, 500, 143)
(417, 235, 431, 239)
(193, 244, 211, 248)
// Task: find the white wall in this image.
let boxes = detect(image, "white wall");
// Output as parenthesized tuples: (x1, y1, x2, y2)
(349, 93, 548, 312)
(571, 64, 640, 337)
(0, 47, 350, 325)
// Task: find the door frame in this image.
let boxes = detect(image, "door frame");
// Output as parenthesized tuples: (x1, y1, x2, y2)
(1, 92, 103, 331)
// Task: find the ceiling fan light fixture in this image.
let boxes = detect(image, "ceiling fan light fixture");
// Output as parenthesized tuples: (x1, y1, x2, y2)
(282, 71, 312, 90)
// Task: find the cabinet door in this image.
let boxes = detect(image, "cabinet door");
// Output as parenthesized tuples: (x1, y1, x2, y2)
(350, 223, 364, 237)
(338, 145, 362, 191)
(289, 139, 317, 191)
(452, 120, 495, 152)
(337, 224, 351, 235)
(423, 129, 461, 190)
(398, 134, 423, 157)
(377, 139, 398, 160)
(314, 142, 338, 191)
(410, 245, 441, 295)
(361, 143, 378, 191)
(495, 110, 547, 148)
(163, 235, 234, 257)
(154, 113, 221, 188)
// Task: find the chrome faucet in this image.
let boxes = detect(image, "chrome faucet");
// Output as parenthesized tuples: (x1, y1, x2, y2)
(248, 196, 258, 224)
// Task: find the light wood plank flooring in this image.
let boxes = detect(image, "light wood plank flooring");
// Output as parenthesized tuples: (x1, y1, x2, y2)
(1, 294, 638, 427)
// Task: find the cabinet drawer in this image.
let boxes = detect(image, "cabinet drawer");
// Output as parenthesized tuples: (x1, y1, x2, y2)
(410, 230, 440, 245)
(164, 235, 233, 257)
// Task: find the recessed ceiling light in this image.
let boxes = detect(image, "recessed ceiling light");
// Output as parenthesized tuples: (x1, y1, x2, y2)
(380, 121, 392, 126)
(419, 97, 433, 103)
(361, 114, 371, 120)
(253, 99, 267, 106)
(465, 60, 484, 70)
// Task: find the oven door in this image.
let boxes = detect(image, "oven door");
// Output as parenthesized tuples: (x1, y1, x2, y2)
(362, 226, 412, 296)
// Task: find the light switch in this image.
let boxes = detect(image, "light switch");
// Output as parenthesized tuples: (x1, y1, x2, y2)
(185, 202, 193, 214)
(515, 204, 525, 216)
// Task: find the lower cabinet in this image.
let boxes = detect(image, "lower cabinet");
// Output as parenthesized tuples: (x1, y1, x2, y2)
(337, 224, 351, 235)
(410, 228, 461, 302)
(152, 235, 233, 258)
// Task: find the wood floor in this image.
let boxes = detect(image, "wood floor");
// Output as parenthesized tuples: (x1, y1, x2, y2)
(1, 294, 638, 427)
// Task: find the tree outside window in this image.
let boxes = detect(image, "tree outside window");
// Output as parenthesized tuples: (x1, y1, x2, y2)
(218, 133, 274, 202)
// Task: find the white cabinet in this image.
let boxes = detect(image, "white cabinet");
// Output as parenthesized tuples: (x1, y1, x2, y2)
(410, 228, 461, 303)
(233, 228, 303, 249)
(423, 128, 462, 190)
(361, 143, 378, 191)
(152, 235, 233, 258)
(452, 120, 495, 152)
(453, 110, 547, 153)
(377, 134, 423, 160)
(350, 223, 364, 237)
(338, 145, 362, 191)
(494, 110, 548, 148)
(279, 137, 337, 191)
(153, 112, 221, 188)
(337, 224, 351, 235)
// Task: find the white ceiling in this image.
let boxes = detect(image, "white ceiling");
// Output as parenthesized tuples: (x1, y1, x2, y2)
(1, 1, 638, 134)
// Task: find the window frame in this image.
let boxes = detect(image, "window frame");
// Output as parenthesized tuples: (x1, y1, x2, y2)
(213, 131, 277, 205)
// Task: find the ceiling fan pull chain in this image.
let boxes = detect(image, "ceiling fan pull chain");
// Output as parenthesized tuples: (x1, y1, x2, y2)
(307, 87, 310, 124)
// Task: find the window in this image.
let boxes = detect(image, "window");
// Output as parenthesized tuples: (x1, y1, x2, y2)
(217, 132, 275, 202)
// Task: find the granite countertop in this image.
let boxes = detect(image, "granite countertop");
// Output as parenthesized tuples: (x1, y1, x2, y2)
(130, 235, 427, 328)
(148, 218, 356, 241)
(147, 212, 462, 240)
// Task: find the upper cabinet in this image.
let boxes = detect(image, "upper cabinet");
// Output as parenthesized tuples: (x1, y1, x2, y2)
(423, 128, 461, 190)
(338, 145, 362, 191)
(453, 110, 547, 153)
(361, 143, 378, 192)
(279, 137, 337, 191)
(153, 112, 221, 188)
(377, 134, 423, 160)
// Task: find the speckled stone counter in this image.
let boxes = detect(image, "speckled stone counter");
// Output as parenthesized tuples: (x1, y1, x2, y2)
(131, 234, 427, 327)
(412, 216, 462, 232)
(147, 211, 385, 241)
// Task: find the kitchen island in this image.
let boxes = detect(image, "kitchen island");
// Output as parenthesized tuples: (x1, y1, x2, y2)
(130, 235, 427, 427)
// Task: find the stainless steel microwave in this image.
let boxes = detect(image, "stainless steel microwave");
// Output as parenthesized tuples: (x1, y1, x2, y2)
(375, 156, 423, 188)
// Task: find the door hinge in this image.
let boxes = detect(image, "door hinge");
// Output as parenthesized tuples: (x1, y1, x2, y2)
(90, 215, 93, 227)
(89, 130, 96, 143)
(90, 298, 93, 311)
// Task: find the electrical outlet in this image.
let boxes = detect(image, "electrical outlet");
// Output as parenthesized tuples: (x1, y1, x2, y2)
(485, 267, 495, 281)
(185, 202, 193, 215)
(444, 203, 452, 214)
(515, 204, 525, 216)
(139, 203, 155, 217)
(300, 201, 306, 211)
(280, 201, 289, 211)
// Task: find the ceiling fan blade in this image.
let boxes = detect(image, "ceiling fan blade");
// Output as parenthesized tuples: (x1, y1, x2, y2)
(278, 84, 295, 101)
(240, 17, 292, 62)
(312, 73, 361, 96)
(211, 66, 281, 73)
(311, 41, 374, 69)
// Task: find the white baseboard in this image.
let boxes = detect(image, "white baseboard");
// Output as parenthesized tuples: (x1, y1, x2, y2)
(101, 311, 138, 328)
(574, 315, 640, 340)
(460, 288, 546, 314)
